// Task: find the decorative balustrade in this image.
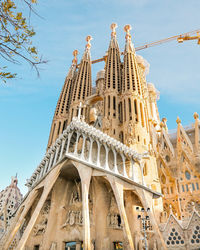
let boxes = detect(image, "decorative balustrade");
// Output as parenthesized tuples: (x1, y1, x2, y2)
(26, 118, 149, 190)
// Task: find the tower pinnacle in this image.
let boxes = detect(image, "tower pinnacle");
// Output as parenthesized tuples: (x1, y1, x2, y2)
(110, 23, 118, 38)
(124, 24, 132, 40)
(86, 35, 92, 47)
(124, 24, 134, 52)
(72, 49, 78, 65)
(82, 35, 92, 61)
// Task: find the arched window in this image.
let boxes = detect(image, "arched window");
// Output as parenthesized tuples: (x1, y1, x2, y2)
(119, 131, 124, 143)
(118, 102, 123, 123)
(124, 100, 126, 122)
(104, 97, 106, 116)
(113, 96, 116, 110)
(134, 99, 138, 122)
(113, 96, 116, 118)
(143, 163, 147, 176)
(128, 98, 132, 120)
(57, 121, 61, 135)
(140, 103, 145, 127)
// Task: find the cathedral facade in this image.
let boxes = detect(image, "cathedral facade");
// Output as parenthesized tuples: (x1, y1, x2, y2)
(0, 23, 200, 250)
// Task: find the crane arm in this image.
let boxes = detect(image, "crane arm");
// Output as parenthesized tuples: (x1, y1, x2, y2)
(135, 29, 200, 51)
(76, 28, 200, 66)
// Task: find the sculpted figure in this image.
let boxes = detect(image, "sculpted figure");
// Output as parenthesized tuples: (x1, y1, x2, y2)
(90, 107, 97, 123)
(33, 201, 50, 236)
(33, 213, 48, 235)
(104, 117, 111, 130)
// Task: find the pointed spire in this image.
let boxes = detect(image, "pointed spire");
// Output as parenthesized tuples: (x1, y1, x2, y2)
(72, 36, 92, 103)
(82, 35, 92, 61)
(47, 50, 79, 149)
(124, 24, 134, 52)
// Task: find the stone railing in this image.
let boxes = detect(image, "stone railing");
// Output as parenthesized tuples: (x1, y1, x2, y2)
(26, 118, 149, 191)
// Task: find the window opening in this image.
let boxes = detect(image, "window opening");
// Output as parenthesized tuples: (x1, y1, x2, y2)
(128, 98, 132, 120)
(134, 99, 138, 122)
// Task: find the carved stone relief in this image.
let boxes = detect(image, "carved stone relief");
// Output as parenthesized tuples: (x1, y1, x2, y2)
(61, 210, 83, 227)
(61, 180, 93, 228)
(103, 117, 111, 131)
(49, 242, 57, 250)
(127, 122, 136, 145)
(107, 193, 122, 229)
(33, 200, 51, 236)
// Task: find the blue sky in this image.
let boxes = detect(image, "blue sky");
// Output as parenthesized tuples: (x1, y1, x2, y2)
(0, 0, 200, 195)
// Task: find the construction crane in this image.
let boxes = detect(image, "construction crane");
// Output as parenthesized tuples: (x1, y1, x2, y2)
(88, 29, 200, 65)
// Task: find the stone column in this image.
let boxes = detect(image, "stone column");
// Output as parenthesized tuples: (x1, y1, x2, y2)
(74, 132, 80, 155)
(66, 132, 72, 154)
(122, 154, 128, 178)
(81, 136, 86, 159)
(105, 145, 109, 171)
(96, 141, 100, 166)
(113, 150, 118, 174)
(52, 145, 60, 166)
(76, 163, 92, 250)
(16, 164, 62, 250)
(88, 138, 94, 163)
(107, 176, 134, 250)
(59, 137, 66, 160)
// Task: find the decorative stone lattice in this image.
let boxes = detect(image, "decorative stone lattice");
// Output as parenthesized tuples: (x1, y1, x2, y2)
(166, 228, 185, 247)
(190, 225, 200, 245)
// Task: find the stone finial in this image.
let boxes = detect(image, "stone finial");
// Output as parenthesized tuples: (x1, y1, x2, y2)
(176, 116, 181, 124)
(160, 121, 164, 128)
(153, 120, 157, 127)
(124, 24, 132, 40)
(110, 23, 118, 37)
(194, 112, 199, 120)
(72, 50, 78, 65)
(191, 202, 196, 212)
(162, 117, 167, 123)
(85, 35, 92, 49)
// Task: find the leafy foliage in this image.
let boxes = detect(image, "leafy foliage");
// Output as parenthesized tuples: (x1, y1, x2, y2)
(0, 0, 45, 83)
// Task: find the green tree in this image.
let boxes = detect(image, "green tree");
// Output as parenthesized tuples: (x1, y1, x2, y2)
(0, 0, 45, 83)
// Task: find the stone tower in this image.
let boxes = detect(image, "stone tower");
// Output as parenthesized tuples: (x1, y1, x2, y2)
(102, 23, 122, 139)
(69, 35, 92, 123)
(0, 176, 23, 238)
(47, 50, 78, 149)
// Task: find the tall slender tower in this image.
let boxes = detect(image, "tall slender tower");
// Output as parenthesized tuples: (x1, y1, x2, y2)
(69, 36, 92, 122)
(102, 23, 122, 138)
(47, 50, 78, 149)
(121, 25, 150, 151)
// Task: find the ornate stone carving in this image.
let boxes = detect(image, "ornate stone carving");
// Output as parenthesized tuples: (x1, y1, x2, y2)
(70, 180, 81, 205)
(49, 242, 57, 250)
(186, 201, 200, 214)
(33, 200, 51, 236)
(103, 117, 111, 130)
(61, 210, 83, 227)
(107, 213, 122, 229)
(93, 101, 103, 117)
(107, 193, 122, 229)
